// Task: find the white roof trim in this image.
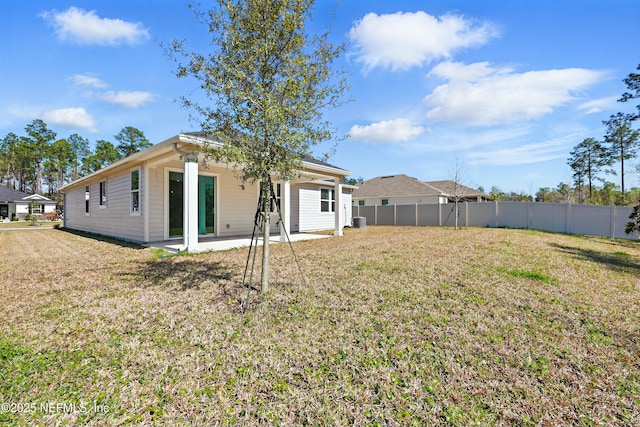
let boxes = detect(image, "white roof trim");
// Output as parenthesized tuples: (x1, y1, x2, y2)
(61, 133, 350, 192)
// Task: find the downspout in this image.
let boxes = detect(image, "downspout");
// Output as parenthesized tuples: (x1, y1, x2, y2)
(172, 143, 188, 157)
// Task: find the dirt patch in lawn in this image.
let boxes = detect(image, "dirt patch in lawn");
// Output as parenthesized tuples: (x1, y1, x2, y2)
(1, 226, 639, 426)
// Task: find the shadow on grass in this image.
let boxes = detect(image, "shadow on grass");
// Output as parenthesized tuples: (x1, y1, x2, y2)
(550, 243, 640, 273)
(122, 256, 240, 291)
(57, 227, 146, 249)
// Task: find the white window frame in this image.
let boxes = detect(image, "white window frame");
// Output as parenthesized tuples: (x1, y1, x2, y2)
(99, 180, 107, 208)
(28, 203, 43, 214)
(320, 188, 335, 213)
(130, 168, 141, 215)
(85, 185, 90, 215)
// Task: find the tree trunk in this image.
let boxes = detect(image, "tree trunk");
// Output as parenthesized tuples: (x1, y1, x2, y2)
(621, 144, 625, 198)
(261, 179, 271, 292)
(454, 199, 459, 230)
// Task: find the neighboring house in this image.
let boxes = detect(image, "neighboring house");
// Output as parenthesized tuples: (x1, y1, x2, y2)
(352, 174, 488, 207)
(60, 133, 354, 251)
(0, 185, 57, 220)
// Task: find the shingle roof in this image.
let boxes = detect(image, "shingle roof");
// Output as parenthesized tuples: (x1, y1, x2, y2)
(0, 185, 54, 203)
(352, 175, 486, 198)
(352, 174, 443, 198)
(183, 131, 347, 172)
(423, 180, 486, 197)
(0, 185, 31, 202)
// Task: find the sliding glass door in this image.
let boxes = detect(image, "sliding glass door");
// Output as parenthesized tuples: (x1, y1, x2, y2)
(168, 172, 215, 238)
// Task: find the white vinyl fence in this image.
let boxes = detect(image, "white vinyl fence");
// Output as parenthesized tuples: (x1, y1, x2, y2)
(352, 202, 637, 240)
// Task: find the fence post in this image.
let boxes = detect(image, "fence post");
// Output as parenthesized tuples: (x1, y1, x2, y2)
(528, 202, 532, 229)
(465, 202, 469, 226)
(415, 203, 418, 226)
(394, 204, 397, 226)
(439, 203, 443, 227)
(495, 201, 499, 227)
(375, 204, 378, 225)
(566, 203, 572, 234)
(611, 205, 616, 238)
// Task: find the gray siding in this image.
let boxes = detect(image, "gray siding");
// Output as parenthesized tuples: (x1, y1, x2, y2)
(296, 184, 351, 232)
(147, 166, 165, 241)
(65, 168, 145, 242)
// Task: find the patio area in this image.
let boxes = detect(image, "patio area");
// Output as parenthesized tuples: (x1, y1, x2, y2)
(147, 232, 331, 253)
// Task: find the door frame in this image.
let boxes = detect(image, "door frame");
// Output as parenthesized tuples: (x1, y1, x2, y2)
(164, 167, 219, 240)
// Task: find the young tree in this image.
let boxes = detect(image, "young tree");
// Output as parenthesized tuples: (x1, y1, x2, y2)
(115, 126, 152, 158)
(603, 113, 640, 200)
(449, 158, 467, 230)
(25, 119, 56, 195)
(168, 0, 348, 291)
(567, 137, 609, 201)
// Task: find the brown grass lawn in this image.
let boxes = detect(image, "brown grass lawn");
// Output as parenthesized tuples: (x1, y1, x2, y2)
(0, 226, 639, 426)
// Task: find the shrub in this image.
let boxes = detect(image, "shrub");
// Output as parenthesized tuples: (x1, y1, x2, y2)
(624, 205, 640, 238)
(43, 212, 58, 221)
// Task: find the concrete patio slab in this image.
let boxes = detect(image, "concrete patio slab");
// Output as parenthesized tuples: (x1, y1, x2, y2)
(148, 233, 330, 253)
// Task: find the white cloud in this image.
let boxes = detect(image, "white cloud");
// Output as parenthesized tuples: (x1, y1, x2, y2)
(348, 11, 498, 72)
(577, 96, 619, 115)
(70, 74, 108, 88)
(41, 7, 149, 46)
(467, 134, 578, 166)
(425, 61, 603, 126)
(97, 90, 154, 108)
(42, 107, 97, 132)
(349, 118, 425, 142)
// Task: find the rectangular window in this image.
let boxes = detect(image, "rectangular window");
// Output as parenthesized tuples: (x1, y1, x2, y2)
(131, 169, 140, 213)
(358, 200, 365, 206)
(259, 181, 281, 212)
(28, 203, 43, 214)
(99, 180, 107, 207)
(274, 183, 281, 211)
(381, 199, 389, 206)
(85, 186, 90, 215)
(321, 188, 335, 212)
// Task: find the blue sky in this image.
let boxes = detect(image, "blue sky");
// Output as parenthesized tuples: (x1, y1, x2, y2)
(1, 1, 639, 194)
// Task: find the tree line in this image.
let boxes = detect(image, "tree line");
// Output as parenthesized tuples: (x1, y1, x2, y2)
(0, 119, 151, 203)
(566, 64, 640, 205)
(488, 64, 640, 206)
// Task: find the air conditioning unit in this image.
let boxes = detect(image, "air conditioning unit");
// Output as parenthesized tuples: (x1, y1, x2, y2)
(352, 216, 366, 228)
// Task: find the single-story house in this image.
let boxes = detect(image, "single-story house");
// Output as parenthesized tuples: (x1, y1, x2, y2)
(0, 185, 57, 220)
(352, 174, 488, 206)
(60, 133, 355, 251)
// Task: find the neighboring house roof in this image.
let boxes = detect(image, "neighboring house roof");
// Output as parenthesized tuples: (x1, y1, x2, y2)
(423, 180, 486, 198)
(352, 174, 443, 198)
(352, 174, 486, 199)
(0, 185, 53, 203)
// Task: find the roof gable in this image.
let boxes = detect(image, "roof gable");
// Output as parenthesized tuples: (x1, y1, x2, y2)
(22, 194, 52, 201)
(352, 174, 444, 198)
(0, 185, 40, 203)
